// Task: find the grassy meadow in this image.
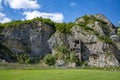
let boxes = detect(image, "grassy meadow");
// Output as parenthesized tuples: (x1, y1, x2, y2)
(0, 69, 120, 80)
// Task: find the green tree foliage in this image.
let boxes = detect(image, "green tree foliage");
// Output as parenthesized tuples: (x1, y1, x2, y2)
(0, 17, 55, 28)
(0, 43, 15, 62)
(70, 52, 78, 63)
(16, 53, 31, 64)
(44, 54, 56, 65)
(55, 52, 64, 60)
(55, 46, 70, 60)
(54, 46, 80, 64)
(97, 35, 112, 44)
(55, 46, 69, 54)
(32, 17, 55, 26)
(101, 36, 112, 44)
(65, 22, 75, 33)
(0, 17, 75, 34)
(117, 28, 120, 36)
(117, 22, 120, 36)
(55, 22, 66, 33)
(76, 15, 112, 44)
(55, 22, 74, 34)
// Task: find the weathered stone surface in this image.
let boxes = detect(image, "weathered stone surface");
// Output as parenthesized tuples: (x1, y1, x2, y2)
(49, 14, 120, 67)
(88, 53, 119, 67)
(94, 21, 105, 36)
(111, 34, 120, 43)
(71, 26, 98, 43)
(67, 62, 76, 68)
(72, 14, 120, 66)
(1, 22, 54, 58)
(0, 14, 120, 67)
(55, 60, 65, 67)
(48, 31, 69, 54)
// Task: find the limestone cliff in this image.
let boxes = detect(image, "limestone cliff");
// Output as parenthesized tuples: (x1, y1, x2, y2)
(0, 14, 120, 67)
(0, 21, 55, 59)
(49, 14, 120, 67)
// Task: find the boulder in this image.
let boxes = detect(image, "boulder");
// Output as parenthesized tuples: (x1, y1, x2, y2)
(67, 62, 76, 68)
(55, 60, 65, 67)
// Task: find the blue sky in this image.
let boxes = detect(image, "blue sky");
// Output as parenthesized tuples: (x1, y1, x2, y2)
(0, 0, 120, 26)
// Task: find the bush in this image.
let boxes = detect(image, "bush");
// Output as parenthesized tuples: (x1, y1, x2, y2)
(1, 17, 75, 34)
(55, 22, 74, 34)
(55, 46, 69, 54)
(26, 57, 40, 64)
(44, 54, 56, 65)
(32, 17, 55, 26)
(117, 28, 120, 36)
(55, 22, 66, 33)
(0, 43, 16, 62)
(0, 17, 55, 28)
(99, 36, 112, 44)
(70, 52, 79, 63)
(16, 53, 31, 64)
(54, 46, 70, 60)
(65, 22, 75, 33)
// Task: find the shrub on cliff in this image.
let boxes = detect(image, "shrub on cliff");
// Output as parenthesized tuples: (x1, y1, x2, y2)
(44, 54, 56, 65)
(55, 22, 74, 34)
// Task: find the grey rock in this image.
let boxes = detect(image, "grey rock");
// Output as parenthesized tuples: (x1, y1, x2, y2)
(67, 62, 76, 68)
(88, 53, 119, 67)
(94, 21, 105, 36)
(1, 22, 54, 58)
(55, 60, 65, 67)
(0, 14, 120, 67)
(110, 34, 120, 42)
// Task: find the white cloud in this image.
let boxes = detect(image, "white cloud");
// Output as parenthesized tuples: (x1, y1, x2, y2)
(4, 0, 40, 9)
(0, 13, 11, 23)
(23, 10, 64, 23)
(0, 12, 4, 16)
(70, 2, 77, 7)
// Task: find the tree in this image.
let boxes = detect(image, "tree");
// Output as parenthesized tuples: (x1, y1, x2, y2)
(44, 54, 56, 65)
(117, 28, 120, 36)
(117, 22, 120, 36)
(65, 22, 74, 33)
(55, 22, 66, 33)
(16, 53, 31, 64)
(70, 52, 78, 63)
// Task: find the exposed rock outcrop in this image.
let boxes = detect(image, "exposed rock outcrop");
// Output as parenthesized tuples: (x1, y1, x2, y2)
(49, 14, 120, 67)
(0, 14, 120, 67)
(0, 21, 55, 58)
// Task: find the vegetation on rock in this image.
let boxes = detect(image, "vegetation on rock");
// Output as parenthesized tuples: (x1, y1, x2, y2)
(76, 15, 112, 44)
(55, 22, 75, 34)
(0, 15, 119, 67)
(117, 28, 120, 36)
(44, 54, 56, 65)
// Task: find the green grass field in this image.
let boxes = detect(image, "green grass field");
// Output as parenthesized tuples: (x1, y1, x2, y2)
(0, 69, 120, 80)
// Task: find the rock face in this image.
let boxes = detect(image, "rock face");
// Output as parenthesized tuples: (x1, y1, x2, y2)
(49, 14, 120, 67)
(69, 25, 120, 67)
(89, 53, 119, 67)
(0, 14, 120, 67)
(55, 60, 65, 67)
(0, 21, 54, 58)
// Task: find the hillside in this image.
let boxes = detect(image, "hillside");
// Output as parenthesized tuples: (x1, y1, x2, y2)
(0, 14, 120, 67)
